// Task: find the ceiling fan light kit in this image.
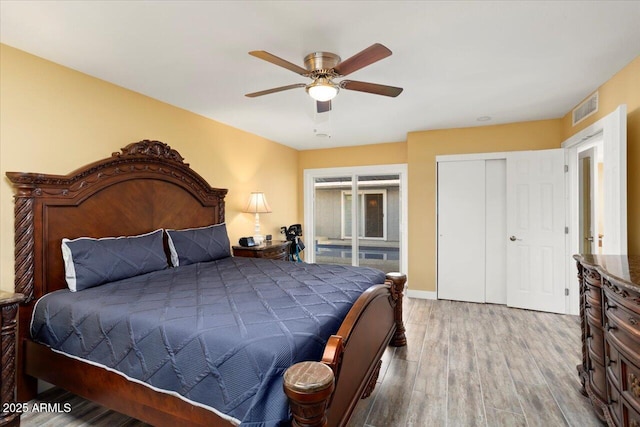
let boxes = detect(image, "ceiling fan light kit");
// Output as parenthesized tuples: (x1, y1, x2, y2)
(306, 77, 339, 102)
(246, 43, 403, 113)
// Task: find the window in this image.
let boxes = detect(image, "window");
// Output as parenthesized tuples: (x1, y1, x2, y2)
(341, 190, 387, 240)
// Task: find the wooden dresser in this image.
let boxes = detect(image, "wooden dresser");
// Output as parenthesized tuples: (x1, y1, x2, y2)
(0, 291, 24, 427)
(575, 254, 640, 426)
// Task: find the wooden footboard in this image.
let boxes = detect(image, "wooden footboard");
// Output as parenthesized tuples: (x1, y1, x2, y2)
(284, 272, 407, 427)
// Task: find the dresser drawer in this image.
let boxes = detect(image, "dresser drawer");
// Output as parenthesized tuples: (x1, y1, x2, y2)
(608, 339, 622, 391)
(588, 322, 606, 365)
(606, 300, 640, 367)
(589, 359, 608, 403)
(603, 384, 640, 427)
(585, 282, 603, 304)
(609, 379, 623, 427)
(259, 244, 290, 260)
(586, 300, 603, 328)
(604, 278, 640, 314)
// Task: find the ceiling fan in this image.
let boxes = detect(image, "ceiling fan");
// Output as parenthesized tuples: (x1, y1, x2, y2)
(245, 43, 403, 113)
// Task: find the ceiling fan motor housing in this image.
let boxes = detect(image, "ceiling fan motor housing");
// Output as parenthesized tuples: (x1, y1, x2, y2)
(304, 52, 341, 74)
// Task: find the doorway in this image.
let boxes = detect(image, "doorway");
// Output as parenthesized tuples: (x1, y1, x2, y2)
(563, 104, 627, 315)
(577, 138, 603, 255)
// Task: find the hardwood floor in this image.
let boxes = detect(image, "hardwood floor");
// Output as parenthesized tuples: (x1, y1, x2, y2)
(348, 298, 602, 427)
(20, 299, 602, 427)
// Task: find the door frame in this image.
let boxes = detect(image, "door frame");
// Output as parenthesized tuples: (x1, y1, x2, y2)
(562, 104, 627, 315)
(303, 164, 408, 276)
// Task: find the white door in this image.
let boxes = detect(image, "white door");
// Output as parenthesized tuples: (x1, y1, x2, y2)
(437, 160, 486, 303)
(506, 149, 566, 314)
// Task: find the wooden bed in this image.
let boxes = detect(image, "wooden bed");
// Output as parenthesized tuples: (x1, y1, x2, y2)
(6, 140, 406, 427)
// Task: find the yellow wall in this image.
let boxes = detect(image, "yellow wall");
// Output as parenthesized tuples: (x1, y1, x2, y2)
(406, 120, 563, 292)
(560, 55, 640, 254)
(298, 142, 408, 169)
(0, 44, 299, 293)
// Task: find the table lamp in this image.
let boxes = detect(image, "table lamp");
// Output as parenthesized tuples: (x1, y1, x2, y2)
(244, 192, 271, 244)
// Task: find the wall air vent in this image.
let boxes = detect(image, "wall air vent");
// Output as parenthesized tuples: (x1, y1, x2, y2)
(572, 92, 598, 126)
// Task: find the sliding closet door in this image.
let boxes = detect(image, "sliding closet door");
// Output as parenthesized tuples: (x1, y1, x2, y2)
(437, 160, 486, 303)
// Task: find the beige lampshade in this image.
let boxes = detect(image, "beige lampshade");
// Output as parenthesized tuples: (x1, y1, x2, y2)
(244, 192, 272, 214)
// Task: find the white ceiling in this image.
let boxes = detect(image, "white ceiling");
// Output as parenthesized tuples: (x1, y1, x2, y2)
(1, 1, 639, 150)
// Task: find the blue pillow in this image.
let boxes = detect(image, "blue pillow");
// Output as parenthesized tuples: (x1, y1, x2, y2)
(61, 229, 168, 292)
(166, 223, 231, 267)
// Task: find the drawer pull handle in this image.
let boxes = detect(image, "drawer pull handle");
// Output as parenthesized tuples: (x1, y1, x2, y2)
(606, 302, 617, 310)
(606, 324, 617, 332)
(630, 317, 638, 326)
(607, 357, 617, 367)
(585, 303, 592, 309)
(630, 373, 640, 398)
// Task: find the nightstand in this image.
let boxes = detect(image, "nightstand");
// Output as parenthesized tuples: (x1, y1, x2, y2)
(0, 291, 24, 427)
(232, 240, 292, 261)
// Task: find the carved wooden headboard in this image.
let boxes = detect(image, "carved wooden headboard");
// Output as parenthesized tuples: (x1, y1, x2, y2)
(6, 140, 228, 303)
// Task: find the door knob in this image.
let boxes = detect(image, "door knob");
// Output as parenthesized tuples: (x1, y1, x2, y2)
(509, 236, 522, 241)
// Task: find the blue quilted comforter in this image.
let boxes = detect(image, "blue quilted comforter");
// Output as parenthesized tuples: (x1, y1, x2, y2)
(31, 257, 386, 426)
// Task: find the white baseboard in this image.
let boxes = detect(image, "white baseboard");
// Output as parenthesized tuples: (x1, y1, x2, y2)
(406, 289, 437, 300)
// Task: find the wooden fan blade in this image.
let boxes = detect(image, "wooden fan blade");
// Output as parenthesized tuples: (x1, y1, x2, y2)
(245, 83, 306, 98)
(340, 80, 403, 97)
(317, 100, 331, 113)
(333, 43, 392, 76)
(249, 51, 309, 75)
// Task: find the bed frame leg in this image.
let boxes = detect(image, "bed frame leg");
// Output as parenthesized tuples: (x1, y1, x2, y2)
(385, 272, 407, 347)
(283, 361, 335, 427)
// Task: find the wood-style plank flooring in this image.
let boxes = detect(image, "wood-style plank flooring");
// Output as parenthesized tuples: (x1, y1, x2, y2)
(20, 298, 602, 427)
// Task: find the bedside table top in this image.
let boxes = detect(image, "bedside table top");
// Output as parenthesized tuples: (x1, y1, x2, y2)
(232, 240, 290, 251)
(0, 291, 24, 305)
